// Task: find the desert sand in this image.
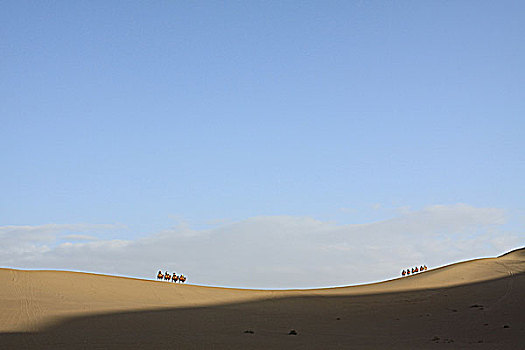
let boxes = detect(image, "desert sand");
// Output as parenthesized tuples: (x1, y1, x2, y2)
(0, 248, 523, 349)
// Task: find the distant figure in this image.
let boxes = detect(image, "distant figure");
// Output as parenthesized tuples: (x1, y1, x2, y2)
(164, 272, 171, 281)
(157, 270, 164, 280)
(179, 275, 187, 283)
(415, 267, 418, 273)
(402, 270, 406, 276)
(420, 265, 424, 271)
(407, 269, 411, 275)
(424, 265, 428, 271)
(172, 274, 178, 282)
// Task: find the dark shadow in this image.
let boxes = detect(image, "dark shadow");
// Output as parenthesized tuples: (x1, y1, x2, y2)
(1, 273, 523, 349)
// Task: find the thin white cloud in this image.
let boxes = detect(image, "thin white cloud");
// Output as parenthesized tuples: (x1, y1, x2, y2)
(62, 234, 99, 241)
(1, 205, 521, 289)
(0, 223, 126, 238)
(0, 223, 126, 265)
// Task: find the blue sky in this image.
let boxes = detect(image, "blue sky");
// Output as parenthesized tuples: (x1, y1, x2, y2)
(1, 2, 523, 287)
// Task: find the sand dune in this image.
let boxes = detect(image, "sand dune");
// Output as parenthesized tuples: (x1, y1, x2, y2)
(0, 248, 523, 349)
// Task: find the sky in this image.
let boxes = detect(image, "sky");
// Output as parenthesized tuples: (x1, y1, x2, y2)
(1, 1, 524, 288)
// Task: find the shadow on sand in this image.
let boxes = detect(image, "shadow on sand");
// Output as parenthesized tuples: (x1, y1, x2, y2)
(1, 273, 523, 349)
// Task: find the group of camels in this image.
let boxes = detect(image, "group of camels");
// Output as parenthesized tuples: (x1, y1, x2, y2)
(157, 270, 187, 283)
(402, 265, 428, 276)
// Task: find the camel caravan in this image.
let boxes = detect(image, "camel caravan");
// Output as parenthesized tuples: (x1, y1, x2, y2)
(157, 270, 187, 283)
(401, 265, 428, 277)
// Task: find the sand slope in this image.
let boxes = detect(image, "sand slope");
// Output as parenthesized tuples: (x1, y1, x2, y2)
(0, 248, 524, 349)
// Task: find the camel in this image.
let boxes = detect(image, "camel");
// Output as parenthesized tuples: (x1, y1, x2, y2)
(156, 270, 187, 283)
